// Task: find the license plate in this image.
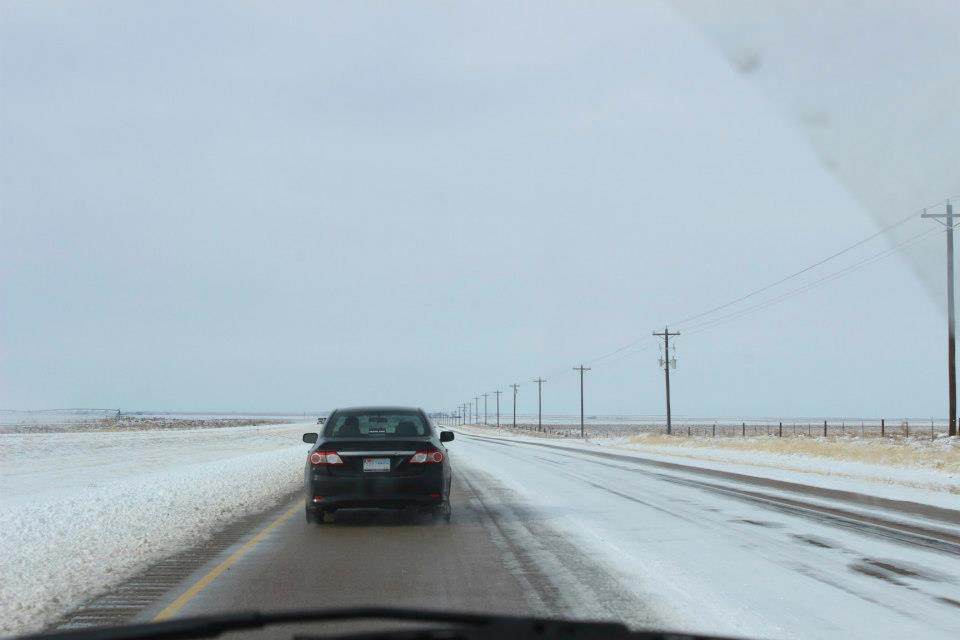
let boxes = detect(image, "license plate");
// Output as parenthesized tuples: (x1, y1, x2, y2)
(363, 457, 391, 472)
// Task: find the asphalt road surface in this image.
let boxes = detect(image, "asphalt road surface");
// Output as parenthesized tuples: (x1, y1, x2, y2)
(134, 456, 653, 639)
(65, 431, 960, 640)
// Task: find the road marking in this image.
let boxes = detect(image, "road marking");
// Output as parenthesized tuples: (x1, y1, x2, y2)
(152, 502, 301, 621)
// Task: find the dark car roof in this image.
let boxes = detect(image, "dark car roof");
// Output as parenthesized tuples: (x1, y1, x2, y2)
(331, 406, 423, 414)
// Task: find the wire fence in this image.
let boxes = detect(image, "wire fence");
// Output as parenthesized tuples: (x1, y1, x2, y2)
(438, 415, 954, 440)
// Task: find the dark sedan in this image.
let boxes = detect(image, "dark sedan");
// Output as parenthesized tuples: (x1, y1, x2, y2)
(302, 406, 454, 524)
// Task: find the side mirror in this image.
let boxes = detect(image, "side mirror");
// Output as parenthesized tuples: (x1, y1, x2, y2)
(303, 432, 318, 444)
(440, 431, 455, 442)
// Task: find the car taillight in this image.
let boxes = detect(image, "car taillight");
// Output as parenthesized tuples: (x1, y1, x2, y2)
(409, 450, 443, 464)
(309, 451, 344, 465)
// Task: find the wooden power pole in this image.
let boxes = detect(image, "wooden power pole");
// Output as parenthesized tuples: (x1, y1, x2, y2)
(573, 365, 591, 438)
(533, 378, 546, 431)
(922, 200, 957, 437)
(653, 327, 680, 434)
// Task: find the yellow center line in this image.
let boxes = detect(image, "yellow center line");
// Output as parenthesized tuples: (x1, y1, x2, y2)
(153, 502, 302, 621)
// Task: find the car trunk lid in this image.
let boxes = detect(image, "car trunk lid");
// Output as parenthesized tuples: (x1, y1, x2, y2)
(315, 439, 436, 477)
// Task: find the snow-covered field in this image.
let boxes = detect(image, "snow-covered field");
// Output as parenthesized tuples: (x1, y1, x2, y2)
(0, 410, 312, 433)
(0, 422, 311, 635)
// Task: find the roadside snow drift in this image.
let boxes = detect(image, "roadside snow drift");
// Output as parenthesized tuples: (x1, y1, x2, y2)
(0, 423, 310, 635)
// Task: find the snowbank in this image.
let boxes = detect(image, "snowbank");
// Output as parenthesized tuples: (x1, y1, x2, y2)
(0, 423, 310, 635)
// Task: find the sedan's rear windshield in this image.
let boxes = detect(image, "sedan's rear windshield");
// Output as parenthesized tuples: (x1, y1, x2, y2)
(323, 411, 430, 438)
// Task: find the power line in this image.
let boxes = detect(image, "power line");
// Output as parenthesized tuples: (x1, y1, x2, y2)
(520, 220, 922, 377)
(669, 208, 925, 328)
(601, 340, 659, 366)
(684, 228, 937, 335)
(553, 220, 926, 371)
(683, 225, 941, 335)
(556, 206, 933, 374)
(585, 338, 647, 366)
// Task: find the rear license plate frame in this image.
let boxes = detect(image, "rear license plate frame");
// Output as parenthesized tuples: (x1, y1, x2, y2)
(362, 457, 391, 473)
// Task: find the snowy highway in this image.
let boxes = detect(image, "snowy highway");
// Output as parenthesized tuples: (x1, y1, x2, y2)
(6, 5, 960, 640)
(4, 426, 959, 640)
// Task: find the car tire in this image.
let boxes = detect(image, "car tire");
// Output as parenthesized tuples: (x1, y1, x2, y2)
(305, 507, 316, 524)
(433, 500, 451, 523)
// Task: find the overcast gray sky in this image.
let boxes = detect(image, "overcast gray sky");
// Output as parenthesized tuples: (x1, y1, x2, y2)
(2, 1, 958, 418)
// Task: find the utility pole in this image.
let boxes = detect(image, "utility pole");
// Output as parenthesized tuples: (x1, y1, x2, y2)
(653, 327, 680, 434)
(474, 396, 479, 425)
(573, 365, 590, 438)
(509, 384, 520, 429)
(922, 200, 957, 437)
(494, 390, 502, 428)
(482, 393, 489, 425)
(533, 378, 546, 431)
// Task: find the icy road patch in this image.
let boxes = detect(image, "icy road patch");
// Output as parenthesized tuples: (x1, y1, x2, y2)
(0, 423, 310, 635)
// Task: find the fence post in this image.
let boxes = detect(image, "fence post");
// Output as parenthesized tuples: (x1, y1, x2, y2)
(779, 421, 782, 437)
(881, 418, 885, 437)
(823, 420, 827, 437)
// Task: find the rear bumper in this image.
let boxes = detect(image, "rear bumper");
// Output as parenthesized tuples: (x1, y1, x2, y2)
(306, 471, 446, 511)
